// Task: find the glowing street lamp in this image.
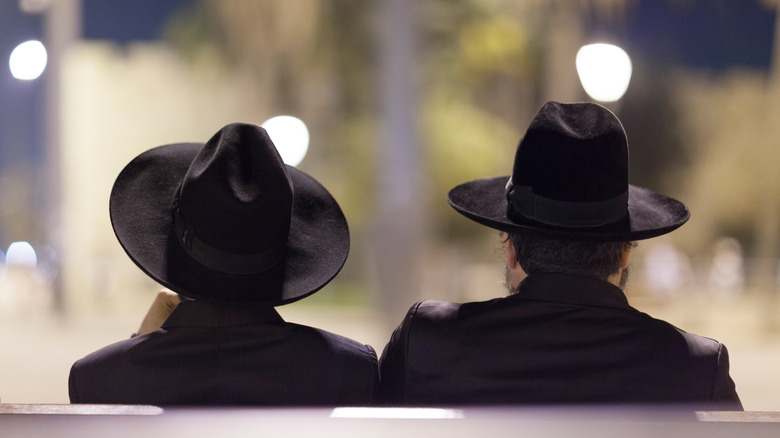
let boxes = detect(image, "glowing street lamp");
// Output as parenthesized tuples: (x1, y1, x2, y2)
(6, 241, 38, 267)
(9, 40, 47, 81)
(262, 115, 310, 167)
(576, 43, 632, 102)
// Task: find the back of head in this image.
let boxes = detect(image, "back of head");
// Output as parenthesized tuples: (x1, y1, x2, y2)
(508, 232, 625, 282)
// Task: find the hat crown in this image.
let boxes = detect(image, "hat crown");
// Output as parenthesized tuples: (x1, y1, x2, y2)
(507, 102, 629, 228)
(177, 123, 292, 259)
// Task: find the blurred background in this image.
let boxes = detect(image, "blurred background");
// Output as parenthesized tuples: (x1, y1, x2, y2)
(1, 0, 780, 409)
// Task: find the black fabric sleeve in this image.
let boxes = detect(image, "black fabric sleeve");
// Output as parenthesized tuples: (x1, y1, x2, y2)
(378, 302, 422, 405)
(67, 363, 80, 403)
(711, 343, 743, 410)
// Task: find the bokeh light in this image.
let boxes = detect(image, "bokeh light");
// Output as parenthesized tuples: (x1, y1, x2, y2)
(576, 43, 632, 102)
(9, 40, 48, 80)
(6, 241, 38, 267)
(262, 115, 310, 167)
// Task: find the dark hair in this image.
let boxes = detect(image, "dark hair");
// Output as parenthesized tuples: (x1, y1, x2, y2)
(507, 233, 631, 282)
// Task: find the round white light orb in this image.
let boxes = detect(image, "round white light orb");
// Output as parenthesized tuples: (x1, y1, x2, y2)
(6, 241, 37, 267)
(9, 40, 48, 81)
(576, 43, 632, 102)
(261, 115, 310, 167)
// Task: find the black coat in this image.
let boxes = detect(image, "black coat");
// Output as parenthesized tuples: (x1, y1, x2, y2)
(69, 300, 379, 406)
(379, 273, 742, 409)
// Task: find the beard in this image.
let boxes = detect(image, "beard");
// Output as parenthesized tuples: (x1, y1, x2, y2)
(618, 266, 630, 291)
(504, 264, 520, 295)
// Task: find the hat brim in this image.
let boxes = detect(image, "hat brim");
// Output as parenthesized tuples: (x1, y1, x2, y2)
(448, 176, 690, 242)
(109, 143, 349, 307)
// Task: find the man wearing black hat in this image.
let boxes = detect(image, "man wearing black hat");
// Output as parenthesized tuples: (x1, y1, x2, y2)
(379, 102, 742, 409)
(68, 123, 379, 406)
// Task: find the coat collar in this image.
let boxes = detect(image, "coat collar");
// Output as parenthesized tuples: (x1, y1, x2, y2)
(161, 300, 285, 329)
(513, 273, 632, 311)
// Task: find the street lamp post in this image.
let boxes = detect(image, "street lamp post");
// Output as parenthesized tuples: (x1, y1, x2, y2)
(42, 0, 81, 313)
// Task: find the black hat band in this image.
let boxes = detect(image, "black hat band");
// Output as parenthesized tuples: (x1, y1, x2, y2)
(172, 197, 286, 275)
(505, 178, 628, 228)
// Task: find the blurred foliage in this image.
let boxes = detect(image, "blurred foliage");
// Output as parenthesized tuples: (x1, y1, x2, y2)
(618, 57, 690, 192)
(423, 87, 518, 238)
(163, 0, 546, 244)
(162, 0, 780, 268)
(673, 69, 780, 258)
(0, 166, 41, 244)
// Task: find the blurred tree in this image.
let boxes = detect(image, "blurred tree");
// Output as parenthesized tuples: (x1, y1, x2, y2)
(674, 69, 780, 289)
(163, 0, 633, 238)
(162, 0, 685, 311)
(165, 0, 378, 227)
(0, 167, 41, 243)
(618, 56, 690, 192)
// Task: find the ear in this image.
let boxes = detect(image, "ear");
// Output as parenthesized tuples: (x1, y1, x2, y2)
(504, 234, 518, 269)
(619, 244, 632, 270)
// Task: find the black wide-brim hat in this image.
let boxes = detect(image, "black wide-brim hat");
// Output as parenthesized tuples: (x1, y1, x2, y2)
(448, 102, 690, 241)
(110, 123, 349, 307)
